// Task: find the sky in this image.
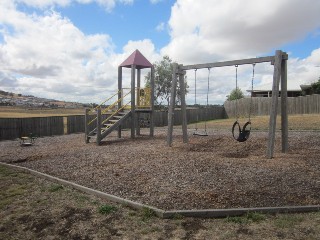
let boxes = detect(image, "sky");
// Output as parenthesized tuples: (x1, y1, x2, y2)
(0, 0, 320, 105)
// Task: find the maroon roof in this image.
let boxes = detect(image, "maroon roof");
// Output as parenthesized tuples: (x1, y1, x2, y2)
(119, 49, 153, 69)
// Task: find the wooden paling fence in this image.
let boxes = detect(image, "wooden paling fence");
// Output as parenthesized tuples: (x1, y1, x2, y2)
(224, 95, 320, 118)
(0, 117, 64, 141)
(0, 106, 225, 141)
(1, 94, 319, 141)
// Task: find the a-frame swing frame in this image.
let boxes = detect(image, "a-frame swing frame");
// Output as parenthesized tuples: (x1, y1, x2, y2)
(167, 50, 288, 159)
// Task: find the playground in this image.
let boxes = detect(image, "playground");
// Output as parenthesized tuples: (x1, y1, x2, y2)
(1, 50, 319, 215)
(1, 118, 319, 211)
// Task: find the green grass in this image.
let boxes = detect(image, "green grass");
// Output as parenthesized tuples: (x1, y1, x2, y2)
(274, 214, 304, 228)
(49, 184, 64, 192)
(98, 204, 117, 215)
(140, 207, 157, 221)
(226, 212, 266, 224)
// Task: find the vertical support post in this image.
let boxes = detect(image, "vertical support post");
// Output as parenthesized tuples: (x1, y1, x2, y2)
(96, 108, 102, 145)
(131, 65, 136, 139)
(179, 68, 188, 143)
(267, 50, 282, 158)
(137, 68, 141, 136)
(118, 66, 122, 138)
(84, 108, 89, 143)
(150, 66, 155, 137)
(167, 63, 178, 146)
(281, 55, 288, 153)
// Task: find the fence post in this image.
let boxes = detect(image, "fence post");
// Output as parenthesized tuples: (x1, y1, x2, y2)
(96, 108, 101, 145)
(84, 109, 89, 143)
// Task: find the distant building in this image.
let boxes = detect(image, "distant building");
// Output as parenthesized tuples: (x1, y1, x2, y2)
(247, 81, 305, 97)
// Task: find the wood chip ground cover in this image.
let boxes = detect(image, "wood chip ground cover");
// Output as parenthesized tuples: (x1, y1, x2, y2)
(1, 128, 319, 211)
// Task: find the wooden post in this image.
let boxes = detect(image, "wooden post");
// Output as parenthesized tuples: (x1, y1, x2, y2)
(281, 56, 288, 153)
(137, 68, 141, 136)
(179, 68, 188, 143)
(267, 50, 282, 158)
(131, 65, 136, 139)
(167, 63, 178, 146)
(118, 66, 122, 138)
(84, 108, 89, 143)
(96, 108, 102, 145)
(150, 66, 155, 137)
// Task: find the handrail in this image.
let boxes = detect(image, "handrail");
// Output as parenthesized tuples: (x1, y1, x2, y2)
(89, 90, 121, 114)
(101, 101, 131, 125)
(87, 90, 131, 126)
(101, 90, 131, 114)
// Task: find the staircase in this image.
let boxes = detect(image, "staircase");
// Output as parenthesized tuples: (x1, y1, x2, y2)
(87, 109, 131, 143)
(85, 90, 132, 144)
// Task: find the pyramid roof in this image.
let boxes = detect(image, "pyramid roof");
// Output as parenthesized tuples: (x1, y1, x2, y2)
(119, 49, 153, 69)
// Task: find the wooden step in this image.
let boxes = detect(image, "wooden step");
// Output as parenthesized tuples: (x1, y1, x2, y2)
(109, 119, 118, 123)
(118, 111, 130, 115)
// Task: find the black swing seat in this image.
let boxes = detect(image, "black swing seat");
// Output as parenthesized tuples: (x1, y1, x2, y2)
(232, 121, 251, 142)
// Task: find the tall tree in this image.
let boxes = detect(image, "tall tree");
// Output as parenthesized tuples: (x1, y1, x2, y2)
(227, 88, 244, 101)
(145, 55, 188, 107)
(310, 79, 320, 94)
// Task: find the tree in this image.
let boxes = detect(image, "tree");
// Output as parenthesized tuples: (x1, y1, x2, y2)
(227, 88, 244, 101)
(310, 79, 320, 94)
(145, 56, 188, 107)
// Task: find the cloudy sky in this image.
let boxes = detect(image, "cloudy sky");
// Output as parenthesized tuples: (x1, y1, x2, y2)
(0, 0, 320, 105)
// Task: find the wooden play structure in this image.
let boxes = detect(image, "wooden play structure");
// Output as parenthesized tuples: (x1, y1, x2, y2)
(85, 50, 155, 144)
(167, 50, 289, 159)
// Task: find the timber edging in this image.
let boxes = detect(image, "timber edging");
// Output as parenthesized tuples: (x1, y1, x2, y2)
(1, 162, 319, 219)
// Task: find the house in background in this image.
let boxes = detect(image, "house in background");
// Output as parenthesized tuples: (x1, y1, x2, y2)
(247, 81, 308, 97)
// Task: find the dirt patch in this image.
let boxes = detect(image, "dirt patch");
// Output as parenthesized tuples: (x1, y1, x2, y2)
(1, 164, 320, 239)
(0, 128, 319, 211)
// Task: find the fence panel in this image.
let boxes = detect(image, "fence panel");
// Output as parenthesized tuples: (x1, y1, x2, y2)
(0, 116, 64, 140)
(224, 95, 320, 118)
(0, 105, 228, 140)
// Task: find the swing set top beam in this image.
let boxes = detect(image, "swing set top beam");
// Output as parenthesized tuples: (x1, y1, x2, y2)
(179, 53, 288, 71)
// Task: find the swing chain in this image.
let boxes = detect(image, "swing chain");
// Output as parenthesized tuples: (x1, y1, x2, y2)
(205, 68, 211, 132)
(235, 65, 239, 121)
(248, 63, 256, 121)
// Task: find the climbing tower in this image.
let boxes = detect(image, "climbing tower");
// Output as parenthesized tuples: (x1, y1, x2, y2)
(85, 49, 155, 144)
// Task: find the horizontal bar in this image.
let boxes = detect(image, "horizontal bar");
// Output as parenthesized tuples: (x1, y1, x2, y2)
(180, 53, 288, 71)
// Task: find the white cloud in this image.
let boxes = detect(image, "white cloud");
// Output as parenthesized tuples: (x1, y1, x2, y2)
(13, 0, 133, 11)
(160, 0, 320, 104)
(1, 0, 320, 105)
(163, 0, 320, 62)
(0, 2, 159, 103)
(0, 5, 119, 102)
(156, 22, 165, 32)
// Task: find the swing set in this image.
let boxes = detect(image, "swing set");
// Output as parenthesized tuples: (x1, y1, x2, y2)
(231, 64, 255, 142)
(193, 68, 211, 136)
(167, 50, 288, 159)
